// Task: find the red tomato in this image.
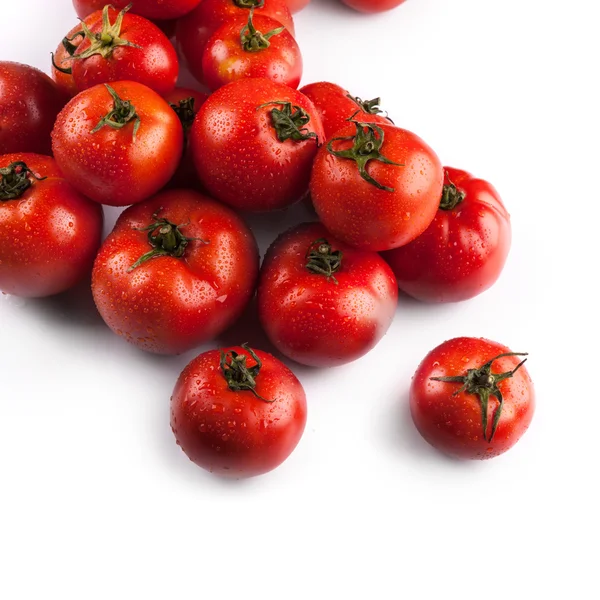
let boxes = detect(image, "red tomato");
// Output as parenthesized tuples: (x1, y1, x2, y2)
(300, 81, 393, 140)
(286, 0, 310, 12)
(164, 87, 209, 189)
(382, 168, 512, 303)
(52, 81, 183, 206)
(171, 344, 307, 477)
(191, 78, 324, 211)
(202, 12, 302, 91)
(73, 0, 203, 20)
(310, 120, 443, 251)
(68, 5, 178, 96)
(176, 0, 294, 84)
(92, 189, 259, 355)
(258, 222, 398, 367)
(0, 62, 68, 155)
(410, 337, 534, 459)
(0, 153, 103, 297)
(340, 0, 406, 13)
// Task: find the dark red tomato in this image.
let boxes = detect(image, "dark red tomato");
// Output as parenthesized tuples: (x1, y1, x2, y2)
(0, 153, 103, 297)
(340, 0, 406, 13)
(258, 222, 398, 367)
(73, 0, 203, 20)
(164, 87, 209, 189)
(202, 12, 302, 91)
(382, 168, 512, 303)
(286, 0, 310, 12)
(0, 62, 68, 156)
(69, 5, 178, 96)
(311, 120, 443, 251)
(300, 81, 392, 140)
(410, 337, 535, 460)
(176, 0, 294, 84)
(171, 344, 307, 477)
(191, 78, 324, 211)
(52, 81, 183, 206)
(92, 189, 259, 354)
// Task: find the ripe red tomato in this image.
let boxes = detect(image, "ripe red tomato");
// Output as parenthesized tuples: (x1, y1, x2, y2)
(164, 88, 209, 189)
(410, 337, 534, 459)
(310, 120, 443, 251)
(258, 222, 398, 367)
(202, 11, 302, 91)
(382, 168, 512, 302)
(300, 81, 393, 140)
(73, 0, 202, 20)
(171, 344, 307, 477)
(176, 0, 294, 84)
(340, 0, 406, 13)
(52, 81, 183, 206)
(68, 5, 178, 96)
(191, 78, 324, 211)
(0, 62, 68, 156)
(92, 189, 259, 355)
(0, 153, 103, 297)
(286, 0, 310, 12)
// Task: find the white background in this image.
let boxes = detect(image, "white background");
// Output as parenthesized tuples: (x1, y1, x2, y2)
(1, 0, 598, 598)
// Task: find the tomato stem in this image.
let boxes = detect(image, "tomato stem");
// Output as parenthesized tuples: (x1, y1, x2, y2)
(430, 352, 529, 442)
(440, 171, 466, 211)
(305, 238, 343, 284)
(169, 97, 197, 133)
(0, 162, 46, 201)
(347, 94, 392, 123)
(240, 8, 285, 52)
(234, 0, 266, 8)
(220, 344, 273, 403)
(92, 84, 141, 140)
(258, 101, 319, 143)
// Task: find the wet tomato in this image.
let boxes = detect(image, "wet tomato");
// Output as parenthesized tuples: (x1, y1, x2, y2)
(171, 344, 307, 477)
(72, 0, 203, 20)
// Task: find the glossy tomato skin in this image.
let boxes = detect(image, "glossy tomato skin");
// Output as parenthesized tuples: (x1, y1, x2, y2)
(311, 123, 443, 251)
(52, 81, 183, 206)
(92, 189, 259, 355)
(73, 0, 203, 20)
(191, 78, 324, 211)
(286, 0, 310, 12)
(382, 168, 512, 303)
(300, 81, 392, 140)
(410, 338, 535, 459)
(0, 62, 68, 156)
(171, 346, 307, 477)
(258, 222, 398, 367)
(71, 7, 178, 96)
(0, 153, 103, 297)
(341, 0, 407, 13)
(176, 0, 294, 84)
(202, 15, 302, 91)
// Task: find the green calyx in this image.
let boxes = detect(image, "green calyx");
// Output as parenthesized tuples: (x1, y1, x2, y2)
(51, 31, 86, 75)
(128, 209, 207, 271)
(259, 101, 319, 143)
(0, 161, 46, 201)
(430, 352, 529, 442)
(348, 94, 384, 116)
(170, 97, 197, 132)
(241, 8, 285, 52)
(220, 344, 273, 403)
(327, 118, 403, 192)
(305, 238, 343, 284)
(72, 3, 141, 62)
(92, 84, 141, 140)
(234, 0, 265, 8)
(439, 172, 466, 211)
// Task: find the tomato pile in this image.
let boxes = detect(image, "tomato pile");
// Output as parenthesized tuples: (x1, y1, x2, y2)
(0, 0, 535, 477)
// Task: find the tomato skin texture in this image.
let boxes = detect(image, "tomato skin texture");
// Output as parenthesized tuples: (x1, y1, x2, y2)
(71, 8, 179, 96)
(410, 337, 535, 460)
(0, 62, 68, 156)
(92, 189, 259, 355)
(73, 0, 203, 20)
(258, 222, 398, 367)
(191, 78, 324, 211)
(0, 153, 103, 298)
(341, 0, 407, 13)
(171, 346, 307, 477)
(202, 15, 302, 92)
(286, 0, 310, 12)
(52, 81, 183, 207)
(310, 123, 443, 251)
(176, 0, 294, 84)
(382, 168, 512, 303)
(300, 81, 392, 140)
